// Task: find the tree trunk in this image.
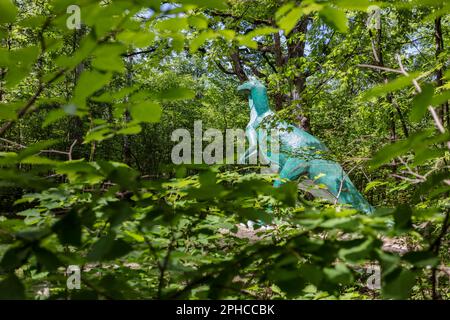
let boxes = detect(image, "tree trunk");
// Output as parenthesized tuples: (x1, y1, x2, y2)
(287, 17, 311, 131)
(68, 28, 85, 159)
(371, 21, 404, 142)
(434, 16, 449, 127)
(230, 50, 248, 82)
(123, 56, 133, 165)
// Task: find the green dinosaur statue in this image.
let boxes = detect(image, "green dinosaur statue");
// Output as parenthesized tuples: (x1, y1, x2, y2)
(237, 78, 374, 214)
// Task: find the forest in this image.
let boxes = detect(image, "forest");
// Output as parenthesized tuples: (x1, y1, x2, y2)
(0, 0, 449, 300)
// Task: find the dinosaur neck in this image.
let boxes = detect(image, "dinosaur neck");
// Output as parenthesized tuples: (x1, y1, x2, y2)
(250, 88, 271, 115)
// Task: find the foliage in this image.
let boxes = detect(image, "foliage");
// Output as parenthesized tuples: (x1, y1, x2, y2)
(0, 0, 449, 300)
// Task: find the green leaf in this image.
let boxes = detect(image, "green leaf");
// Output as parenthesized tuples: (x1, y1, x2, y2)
(156, 17, 188, 32)
(0, 101, 22, 120)
(34, 247, 62, 271)
(55, 36, 97, 69)
(160, 87, 195, 101)
(190, 30, 217, 53)
(270, 268, 307, 297)
(335, 0, 373, 11)
(319, 6, 348, 33)
(15, 140, 58, 162)
(369, 129, 433, 169)
(73, 71, 113, 109)
(178, 0, 227, 10)
(323, 263, 353, 285)
(16, 209, 42, 225)
(0, 274, 25, 300)
(117, 124, 142, 135)
(412, 148, 445, 166)
(298, 264, 323, 286)
(339, 238, 376, 262)
(363, 72, 421, 100)
(364, 180, 388, 192)
(84, 125, 114, 143)
(236, 35, 258, 49)
(52, 210, 82, 247)
(393, 204, 413, 232)
(0, 246, 30, 272)
(382, 268, 415, 299)
(15, 228, 49, 241)
(56, 160, 104, 184)
(0, 0, 18, 24)
(87, 234, 133, 262)
(277, 7, 304, 35)
(217, 29, 235, 40)
(275, 3, 295, 20)
(431, 90, 450, 106)
(104, 201, 133, 227)
(4, 46, 40, 88)
(92, 44, 126, 73)
(42, 108, 67, 127)
(130, 101, 162, 123)
(320, 217, 358, 230)
(410, 83, 434, 122)
(117, 31, 155, 48)
(246, 27, 279, 38)
(402, 251, 439, 267)
(188, 15, 208, 29)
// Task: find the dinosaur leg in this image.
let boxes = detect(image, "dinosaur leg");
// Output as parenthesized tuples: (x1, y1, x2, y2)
(308, 159, 374, 214)
(274, 158, 309, 187)
(252, 159, 308, 223)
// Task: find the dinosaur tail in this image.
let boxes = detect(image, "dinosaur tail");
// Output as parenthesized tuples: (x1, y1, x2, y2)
(336, 175, 374, 214)
(308, 159, 374, 214)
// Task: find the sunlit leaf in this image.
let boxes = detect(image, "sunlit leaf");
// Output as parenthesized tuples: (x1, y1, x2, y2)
(130, 101, 162, 123)
(410, 83, 433, 122)
(319, 6, 348, 33)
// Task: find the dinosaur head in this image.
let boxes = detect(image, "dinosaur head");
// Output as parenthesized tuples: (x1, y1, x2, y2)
(237, 78, 265, 93)
(237, 78, 271, 115)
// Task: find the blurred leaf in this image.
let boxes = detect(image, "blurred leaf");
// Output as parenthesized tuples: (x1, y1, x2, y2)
(178, 0, 227, 9)
(319, 6, 348, 33)
(363, 72, 420, 100)
(34, 246, 62, 271)
(339, 238, 377, 262)
(92, 44, 126, 73)
(0, 0, 18, 24)
(403, 251, 439, 267)
(190, 30, 217, 53)
(0, 274, 25, 300)
(156, 17, 188, 32)
(188, 15, 208, 29)
(160, 87, 195, 101)
(410, 83, 434, 122)
(277, 7, 304, 35)
(52, 210, 82, 247)
(324, 263, 353, 285)
(73, 71, 113, 108)
(84, 125, 114, 143)
(365, 180, 388, 192)
(369, 130, 433, 169)
(393, 204, 412, 232)
(130, 101, 162, 123)
(117, 124, 142, 135)
(431, 90, 450, 106)
(382, 268, 415, 299)
(299, 264, 323, 286)
(56, 160, 104, 184)
(117, 31, 155, 47)
(335, 0, 372, 11)
(0, 246, 30, 272)
(87, 233, 133, 261)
